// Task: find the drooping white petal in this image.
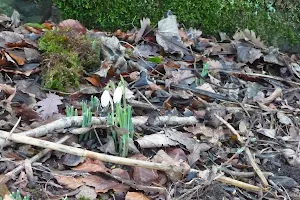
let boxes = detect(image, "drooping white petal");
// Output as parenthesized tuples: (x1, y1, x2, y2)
(113, 87, 123, 104)
(101, 90, 111, 107)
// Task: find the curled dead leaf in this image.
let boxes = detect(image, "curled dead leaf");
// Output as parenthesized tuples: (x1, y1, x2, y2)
(58, 19, 86, 34)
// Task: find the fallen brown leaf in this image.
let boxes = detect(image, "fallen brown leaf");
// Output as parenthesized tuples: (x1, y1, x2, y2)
(125, 192, 150, 200)
(83, 175, 128, 193)
(131, 154, 159, 184)
(72, 158, 110, 173)
(54, 175, 84, 189)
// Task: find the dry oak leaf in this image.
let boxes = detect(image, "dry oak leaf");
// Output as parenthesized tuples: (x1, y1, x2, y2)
(233, 29, 266, 49)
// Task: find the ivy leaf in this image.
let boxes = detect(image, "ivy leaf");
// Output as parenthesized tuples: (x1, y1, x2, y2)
(36, 93, 63, 120)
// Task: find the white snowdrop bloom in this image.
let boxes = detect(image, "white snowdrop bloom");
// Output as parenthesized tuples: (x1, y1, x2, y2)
(101, 90, 111, 107)
(113, 86, 123, 104)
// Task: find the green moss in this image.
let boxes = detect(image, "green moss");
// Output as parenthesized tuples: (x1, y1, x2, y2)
(38, 29, 100, 91)
(38, 30, 68, 54)
(53, 0, 300, 48)
(42, 52, 82, 91)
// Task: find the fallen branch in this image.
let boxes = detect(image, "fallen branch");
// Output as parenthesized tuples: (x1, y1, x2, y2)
(0, 131, 268, 193)
(0, 135, 72, 184)
(0, 115, 198, 147)
(0, 131, 187, 174)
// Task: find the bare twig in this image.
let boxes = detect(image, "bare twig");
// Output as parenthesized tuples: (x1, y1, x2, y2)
(261, 88, 282, 105)
(222, 168, 273, 178)
(0, 135, 72, 184)
(0, 131, 188, 174)
(136, 89, 159, 110)
(214, 114, 270, 188)
(0, 130, 269, 193)
(0, 115, 198, 147)
(217, 176, 268, 192)
(0, 117, 21, 152)
(128, 99, 160, 110)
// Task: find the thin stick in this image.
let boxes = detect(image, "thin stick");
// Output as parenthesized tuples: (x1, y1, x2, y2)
(0, 135, 72, 184)
(136, 90, 158, 110)
(222, 168, 273, 178)
(0, 117, 21, 152)
(214, 114, 243, 142)
(214, 114, 270, 188)
(244, 72, 300, 86)
(217, 176, 268, 192)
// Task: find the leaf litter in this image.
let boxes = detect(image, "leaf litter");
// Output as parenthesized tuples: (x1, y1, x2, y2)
(0, 9, 300, 200)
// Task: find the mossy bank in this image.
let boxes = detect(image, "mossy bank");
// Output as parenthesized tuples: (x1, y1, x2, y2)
(53, 0, 300, 52)
(38, 29, 100, 92)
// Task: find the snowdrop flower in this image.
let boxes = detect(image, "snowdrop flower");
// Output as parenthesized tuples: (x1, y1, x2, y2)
(113, 86, 123, 104)
(101, 90, 112, 107)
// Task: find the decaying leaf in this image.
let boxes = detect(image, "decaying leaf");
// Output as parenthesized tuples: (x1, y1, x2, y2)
(75, 185, 97, 200)
(58, 19, 86, 34)
(62, 154, 85, 167)
(234, 43, 262, 63)
(166, 148, 188, 162)
(233, 29, 266, 49)
(257, 128, 276, 139)
(136, 133, 178, 148)
(35, 93, 63, 120)
(133, 44, 159, 57)
(156, 15, 189, 55)
(72, 158, 110, 173)
(282, 149, 300, 166)
(135, 18, 151, 43)
(131, 154, 159, 184)
(164, 128, 196, 151)
(188, 142, 211, 165)
(277, 111, 292, 125)
(125, 192, 150, 200)
(54, 175, 84, 189)
(111, 168, 130, 180)
(83, 175, 128, 193)
(153, 150, 190, 182)
(11, 10, 21, 28)
(0, 31, 24, 47)
(165, 69, 195, 88)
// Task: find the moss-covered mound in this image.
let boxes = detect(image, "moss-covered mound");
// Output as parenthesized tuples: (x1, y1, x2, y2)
(38, 29, 100, 91)
(54, 0, 300, 51)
